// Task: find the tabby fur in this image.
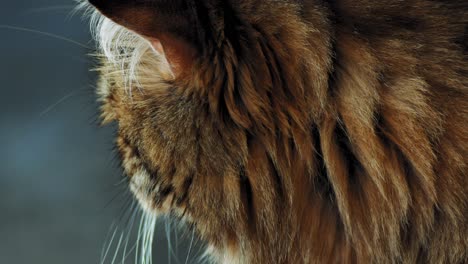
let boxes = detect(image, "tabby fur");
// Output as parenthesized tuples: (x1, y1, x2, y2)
(86, 0, 467, 263)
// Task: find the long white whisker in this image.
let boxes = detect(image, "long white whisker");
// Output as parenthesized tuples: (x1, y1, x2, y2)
(149, 215, 156, 264)
(174, 224, 179, 261)
(165, 220, 172, 264)
(147, 214, 156, 264)
(166, 219, 183, 264)
(142, 213, 149, 264)
(102, 225, 119, 264)
(0, 25, 90, 49)
(39, 89, 81, 116)
(121, 204, 139, 263)
(111, 232, 125, 264)
(185, 228, 196, 264)
(101, 224, 115, 262)
(193, 238, 208, 264)
(139, 213, 157, 264)
(136, 211, 146, 264)
(24, 5, 75, 14)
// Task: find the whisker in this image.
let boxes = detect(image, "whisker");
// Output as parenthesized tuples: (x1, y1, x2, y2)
(137, 212, 157, 264)
(39, 89, 82, 116)
(150, 215, 157, 264)
(23, 5, 75, 14)
(122, 205, 139, 263)
(114, 175, 130, 188)
(109, 198, 137, 264)
(144, 214, 152, 264)
(101, 190, 126, 213)
(102, 224, 119, 264)
(165, 220, 172, 264)
(135, 210, 146, 264)
(185, 228, 196, 264)
(0, 25, 90, 49)
(142, 213, 150, 264)
(111, 232, 125, 264)
(165, 219, 179, 264)
(116, 193, 137, 225)
(146, 215, 156, 264)
(174, 225, 179, 264)
(195, 238, 209, 264)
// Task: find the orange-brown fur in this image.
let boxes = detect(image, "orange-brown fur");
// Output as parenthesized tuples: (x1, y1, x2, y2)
(89, 0, 467, 263)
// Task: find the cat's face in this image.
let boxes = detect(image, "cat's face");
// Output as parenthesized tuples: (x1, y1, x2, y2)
(89, 0, 234, 218)
(87, 0, 329, 217)
(87, 0, 331, 260)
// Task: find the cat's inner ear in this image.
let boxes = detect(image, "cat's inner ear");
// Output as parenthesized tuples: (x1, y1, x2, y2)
(88, 0, 199, 76)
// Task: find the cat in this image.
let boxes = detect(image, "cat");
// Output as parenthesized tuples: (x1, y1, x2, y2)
(83, 0, 467, 263)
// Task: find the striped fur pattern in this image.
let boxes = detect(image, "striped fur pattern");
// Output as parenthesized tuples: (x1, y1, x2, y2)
(86, 0, 467, 263)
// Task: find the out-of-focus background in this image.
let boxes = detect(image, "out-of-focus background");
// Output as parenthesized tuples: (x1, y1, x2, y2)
(0, 1, 196, 263)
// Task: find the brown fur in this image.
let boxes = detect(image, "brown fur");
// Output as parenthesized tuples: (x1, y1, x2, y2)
(89, 0, 467, 263)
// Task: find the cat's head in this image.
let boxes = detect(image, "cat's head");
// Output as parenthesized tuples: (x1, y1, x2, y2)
(85, 0, 332, 258)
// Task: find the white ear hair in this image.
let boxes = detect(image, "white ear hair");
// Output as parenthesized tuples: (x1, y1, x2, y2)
(77, 0, 153, 90)
(93, 14, 152, 90)
(77, 0, 173, 93)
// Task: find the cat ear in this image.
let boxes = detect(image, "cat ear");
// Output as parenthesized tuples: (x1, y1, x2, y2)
(88, 0, 200, 76)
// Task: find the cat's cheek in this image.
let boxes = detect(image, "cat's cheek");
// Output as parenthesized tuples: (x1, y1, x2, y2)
(116, 136, 159, 213)
(129, 168, 156, 213)
(205, 245, 244, 264)
(128, 168, 177, 214)
(116, 135, 180, 215)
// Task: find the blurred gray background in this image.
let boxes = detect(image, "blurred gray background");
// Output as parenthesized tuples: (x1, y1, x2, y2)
(0, 1, 197, 263)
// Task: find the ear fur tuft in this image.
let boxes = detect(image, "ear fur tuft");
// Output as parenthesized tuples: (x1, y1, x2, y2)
(88, 0, 199, 76)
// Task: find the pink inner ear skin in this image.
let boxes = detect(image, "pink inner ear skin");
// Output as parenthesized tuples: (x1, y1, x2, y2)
(147, 37, 176, 77)
(150, 38, 165, 55)
(147, 35, 197, 78)
(89, 0, 197, 79)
